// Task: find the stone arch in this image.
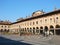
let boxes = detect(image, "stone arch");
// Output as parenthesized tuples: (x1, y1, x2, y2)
(25, 28, 26, 30)
(24, 28, 26, 32)
(27, 28, 29, 32)
(27, 28, 29, 30)
(30, 27, 32, 33)
(40, 26, 43, 29)
(0, 29, 3, 32)
(50, 25, 54, 29)
(56, 25, 60, 28)
(50, 25, 54, 35)
(33, 27, 35, 30)
(33, 27, 35, 34)
(44, 26, 48, 32)
(55, 25, 60, 35)
(36, 27, 39, 34)
(36, 27, 39, 29)
(23, 28, 24, 30)
(7, 29, 9, 32)
(30, 27, 32, 29)
(4, 29, 7, 32)
(40, 26, 43, 34)
(22, 28, 24, 32)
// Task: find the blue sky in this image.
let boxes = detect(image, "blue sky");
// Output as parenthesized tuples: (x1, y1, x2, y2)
(0, 0, 60, 22)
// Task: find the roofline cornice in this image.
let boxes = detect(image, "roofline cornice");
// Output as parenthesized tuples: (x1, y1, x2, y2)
(11, 9, 60, 24)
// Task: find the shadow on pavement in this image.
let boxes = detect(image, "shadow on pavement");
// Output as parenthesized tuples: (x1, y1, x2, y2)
(0, 36, 32, 45)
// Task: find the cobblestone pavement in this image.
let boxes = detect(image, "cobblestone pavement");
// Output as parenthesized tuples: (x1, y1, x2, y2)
(0, 34, 60, 45)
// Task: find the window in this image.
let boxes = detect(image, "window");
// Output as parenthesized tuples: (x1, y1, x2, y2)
(25, 23, 26, 26)
(30, 22, 31, 25)
(50, 18, 53, 23)
(19, 25, 20, 27)
(5, 26, 7, 28)
(36, 21, 38, 24)
(40, 20, 42, 23)
(8, 26, 10, 28)
(1, 26, 3, 28)
(45, 19, 47, 22)
(25, 28, 26, 31)
(56, 17, 58, 23)
(27, 22, 29, 26)
(56, 17, 58, 19)
(33, 22, 35, 25)
(50, 18, 52, 20)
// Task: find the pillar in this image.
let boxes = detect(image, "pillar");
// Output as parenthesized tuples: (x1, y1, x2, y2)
(39, 29, 40, 34)
(54, 28, 56, 35)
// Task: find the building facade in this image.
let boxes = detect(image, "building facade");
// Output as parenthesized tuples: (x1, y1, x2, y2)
(0, 9, 60, 35)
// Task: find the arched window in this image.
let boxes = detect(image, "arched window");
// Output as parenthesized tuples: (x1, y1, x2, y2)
(36, 21, 38, 24)
(50, 18, 52, 20)
(33, 22, 35, 25)
(56, 17, 58, 19)
(30, 22, 31, 25)
(40, 20, 42, 23)
(45, 19, 47, 23)
(5, 26, 7, 28)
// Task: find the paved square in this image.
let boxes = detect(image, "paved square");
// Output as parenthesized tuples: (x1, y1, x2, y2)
(0, 35, 60, 45)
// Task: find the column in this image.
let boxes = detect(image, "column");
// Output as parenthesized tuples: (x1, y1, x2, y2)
(31, 29, 33, 34)
(35, 29, 36, 34)
(54, 28, 56, 35)
(39, 29, 40, 34)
